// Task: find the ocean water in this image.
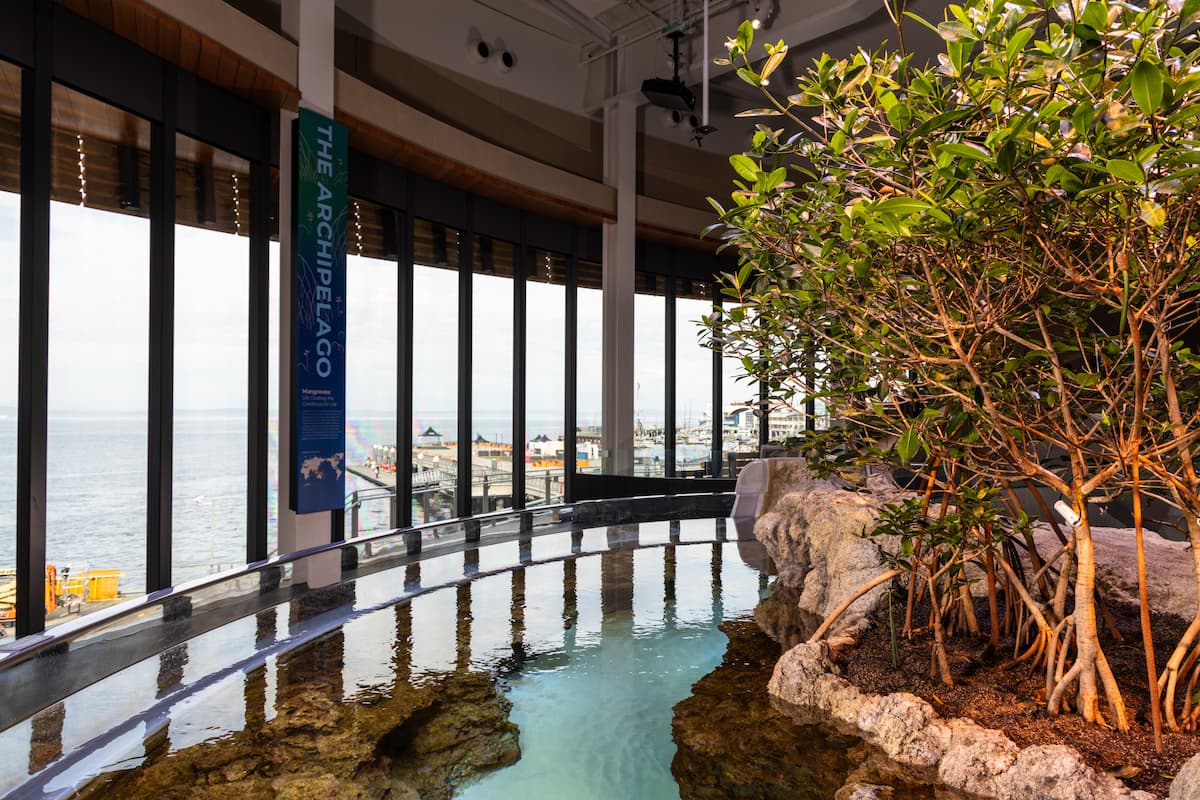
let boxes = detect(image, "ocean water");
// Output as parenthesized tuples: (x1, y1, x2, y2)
(0, 410, 574, 595)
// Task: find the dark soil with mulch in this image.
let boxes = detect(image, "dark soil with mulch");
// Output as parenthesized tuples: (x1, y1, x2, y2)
(840, 593, 1199, 797)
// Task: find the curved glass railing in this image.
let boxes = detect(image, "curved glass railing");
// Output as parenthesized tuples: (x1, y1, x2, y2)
(0, 492, 736, 799)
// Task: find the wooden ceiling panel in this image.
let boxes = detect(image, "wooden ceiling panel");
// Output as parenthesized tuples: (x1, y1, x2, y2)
(57, 0, 297, 111)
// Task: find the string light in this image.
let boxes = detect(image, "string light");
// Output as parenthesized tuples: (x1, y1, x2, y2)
(232, 173, 241, 234)
(76, 134, 87, 206)
(353, 199, 363, 256)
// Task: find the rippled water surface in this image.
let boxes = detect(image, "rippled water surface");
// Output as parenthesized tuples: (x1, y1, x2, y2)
(458, 543, 765, 800)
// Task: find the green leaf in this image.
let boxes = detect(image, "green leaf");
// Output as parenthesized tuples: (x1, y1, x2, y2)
(1131, 61, 1164, 116)
(938, 142, 991, 161)
(760, 45, 788, 83)
(886, 102, 912, 131)
(1006, 27, 1034, 62)
(938, 20, 976, 41)
(736, 20, 755, 52)
(896, 426, 924, 465)
(736, 67, 760, 86)
(1080, 2, 1107, 30)
(1106, 158, 1144, 183)
(876, 197, 933, 214)
(764, 167, 788, 191)
(729, 154, 759, 182)
(1140, 199, 1166, 227)
(734, 108, 784, 117)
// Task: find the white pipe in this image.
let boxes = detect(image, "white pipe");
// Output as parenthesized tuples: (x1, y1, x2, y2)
(580, 0, 741, 65)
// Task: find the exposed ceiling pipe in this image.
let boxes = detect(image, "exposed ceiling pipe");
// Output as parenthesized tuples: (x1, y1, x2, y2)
(542, 0, 614, 46)
(581, 0, 741, 64)
(628, 0, 672, 27)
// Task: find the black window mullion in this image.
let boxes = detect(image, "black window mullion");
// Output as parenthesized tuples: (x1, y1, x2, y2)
(664, 277, 676, 477)
(398, 205, 414, 528)
(711, 288, 722, 478)
(564, 241, 577, 503)
(246, 160, 270, 562)
(146, 65, 177, 593)
(512, 226, 527, 510)
(16, 0, 52, 638)
(457, 205, 473, 518)
(759, 379, 770, 448)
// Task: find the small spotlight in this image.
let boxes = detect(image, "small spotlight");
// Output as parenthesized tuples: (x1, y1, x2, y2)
(469, 39, 490, 63)
(747, 0, 777, 30)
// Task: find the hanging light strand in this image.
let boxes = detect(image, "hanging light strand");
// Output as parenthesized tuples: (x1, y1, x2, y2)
(353, 199, 363, 256)
(232, 173, 241, 234)
(77, 134, 87, 206)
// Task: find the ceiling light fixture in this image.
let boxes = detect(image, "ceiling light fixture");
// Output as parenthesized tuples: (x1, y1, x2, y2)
(748, 0, 778, 30)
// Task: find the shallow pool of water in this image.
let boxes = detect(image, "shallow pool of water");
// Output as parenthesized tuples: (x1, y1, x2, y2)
(1, 517, 946, 799)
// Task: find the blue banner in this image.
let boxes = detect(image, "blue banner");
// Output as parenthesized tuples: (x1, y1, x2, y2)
(290, 108, 348, 514)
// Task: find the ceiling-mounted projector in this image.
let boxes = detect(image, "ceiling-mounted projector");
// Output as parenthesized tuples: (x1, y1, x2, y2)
(642, 31, 695, 111)
(641, 77, 695, 111)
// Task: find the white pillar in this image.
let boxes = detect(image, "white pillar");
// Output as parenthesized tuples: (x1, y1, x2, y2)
(278, 0, 339, 586)
(601, 97, 638, 475)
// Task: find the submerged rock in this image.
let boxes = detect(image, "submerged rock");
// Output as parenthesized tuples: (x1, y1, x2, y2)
(80, 634, 519, 800)
(670, 619, 860, 800)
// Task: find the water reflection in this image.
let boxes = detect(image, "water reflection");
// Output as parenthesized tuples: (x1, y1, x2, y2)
(1, 522, 784, 799)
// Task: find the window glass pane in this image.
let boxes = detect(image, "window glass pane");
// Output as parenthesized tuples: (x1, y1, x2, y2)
(576, 260, 602, 474)
(634, 271, 664, 476)
(268, 237, 280, 553)
(267, 167, 280, 556)
(345, 198, 397, 535)
(412, 219, 458, 522)
(47, 84, 150, 619)
(721, 301, 758, 475)
(472, 235, 514, 511)
(0, 60, 18, 636)
(526, 250, 566, 505)
(172, 134, 249, 580)
(674, 279, 713, 477)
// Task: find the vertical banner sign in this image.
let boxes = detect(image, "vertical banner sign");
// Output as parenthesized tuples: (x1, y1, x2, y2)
(290, 108, 348, 513)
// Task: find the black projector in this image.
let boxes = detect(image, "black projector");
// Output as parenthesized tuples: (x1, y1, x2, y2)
(641, 77, 695, 111)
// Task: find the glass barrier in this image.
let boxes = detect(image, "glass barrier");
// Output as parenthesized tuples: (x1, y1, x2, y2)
(0, 493, 737, 798)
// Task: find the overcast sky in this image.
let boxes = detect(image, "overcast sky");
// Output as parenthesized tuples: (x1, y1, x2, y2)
(0, 192, 752, 424)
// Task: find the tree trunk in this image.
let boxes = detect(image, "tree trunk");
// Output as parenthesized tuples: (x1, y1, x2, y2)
(1050, 518, 1129, 730)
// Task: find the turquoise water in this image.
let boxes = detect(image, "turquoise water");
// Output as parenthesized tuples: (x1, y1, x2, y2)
(459, 614, 732, 800)
(458, 542, 766, 800)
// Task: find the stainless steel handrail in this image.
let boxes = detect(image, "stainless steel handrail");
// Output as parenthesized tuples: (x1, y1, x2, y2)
(0, 492, 734, 671)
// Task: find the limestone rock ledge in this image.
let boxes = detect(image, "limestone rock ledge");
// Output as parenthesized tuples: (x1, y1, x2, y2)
(768, 642, 1157, 800)
(753, 480, 899, 632)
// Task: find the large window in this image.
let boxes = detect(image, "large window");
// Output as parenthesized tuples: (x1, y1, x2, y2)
(344, 198, 398, 536)
(633, 271, 665, 476)
(46, 84, 151, 616)
(472, 235, 515, 511)
(576, 260, 602, 475)
(172, 134, 250, 581)
(721, 301, 759, 475)
(525, 250, 566, 505)
(674, 279, 713, 477)
(0, 60, 18, 635)
(412, 220, 458, 522)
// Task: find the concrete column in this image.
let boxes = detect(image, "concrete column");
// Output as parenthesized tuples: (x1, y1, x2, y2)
(278, 0, 339, 586)
(601, 96, 638, 474)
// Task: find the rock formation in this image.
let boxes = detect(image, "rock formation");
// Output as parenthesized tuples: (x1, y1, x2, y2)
(752, 463, 1170, 799)
(85, 641, 520, 800)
